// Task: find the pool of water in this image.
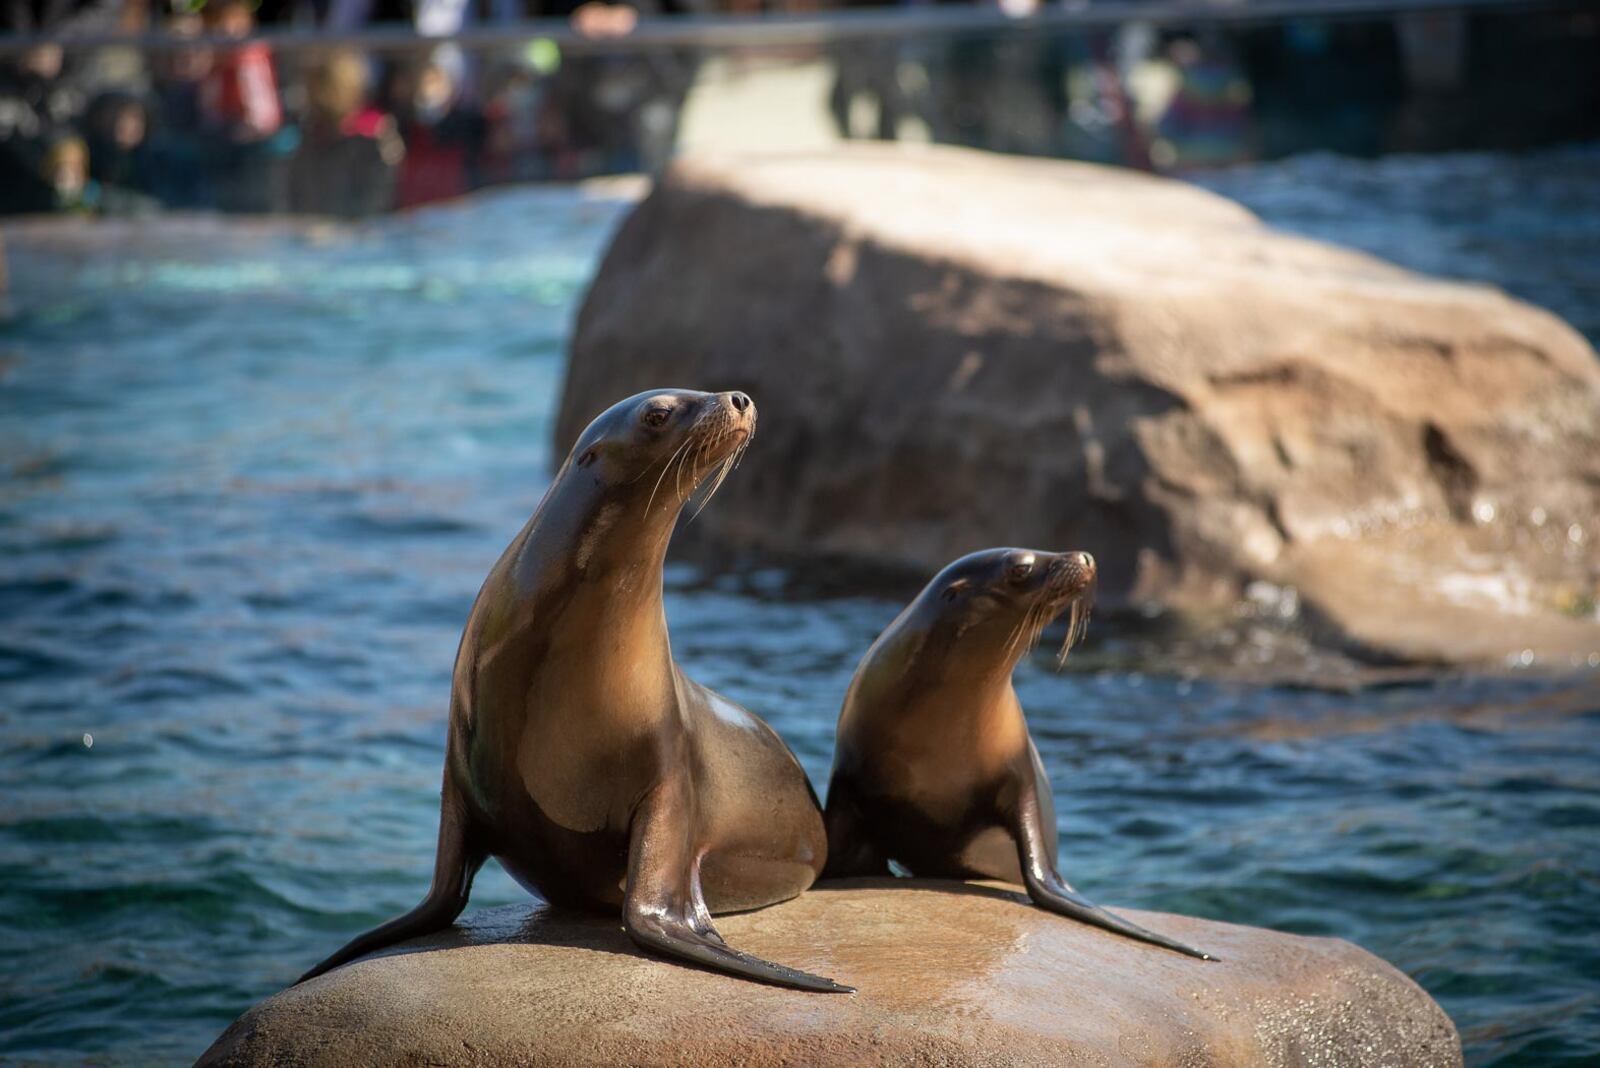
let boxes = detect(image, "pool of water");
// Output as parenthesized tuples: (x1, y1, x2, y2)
(2, 151, 1598, 1067)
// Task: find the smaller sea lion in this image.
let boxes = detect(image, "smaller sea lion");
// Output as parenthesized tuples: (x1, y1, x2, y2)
(824, 548, 1213, 960)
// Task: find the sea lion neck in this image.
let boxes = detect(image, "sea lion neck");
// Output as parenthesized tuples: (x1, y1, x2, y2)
(461, 468, 684, 733)
(871, 610, 1021, 715)
(524, 463, 683, 581)
(920, 592, 1038, 684)
(847, 616, 1027, 780)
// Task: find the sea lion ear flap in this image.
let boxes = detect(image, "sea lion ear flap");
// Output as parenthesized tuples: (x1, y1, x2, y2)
(941, 579, 970, 602)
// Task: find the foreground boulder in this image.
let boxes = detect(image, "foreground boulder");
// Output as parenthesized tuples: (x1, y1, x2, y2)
(200, 881, 1459, 1067)
(555, 145, 1600, 667)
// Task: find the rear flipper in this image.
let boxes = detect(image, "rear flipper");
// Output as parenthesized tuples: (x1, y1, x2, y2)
(626, 909, 854, 993)
(1012, 780, 1215, 961)
(626, 780, 855, 993)
(298, 788, 484, 983)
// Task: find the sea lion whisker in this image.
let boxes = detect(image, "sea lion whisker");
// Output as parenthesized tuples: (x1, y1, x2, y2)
(1002, 604, 1026, 658)
(647, 435, 698, 514)
(1020, 599, 1047, 657)
(1027, 601, 1052, 656)
(686, 429, 716, 501)
(687, 429, 721, 505)
(689, 451, 724, 518)
(690, 426, 742, 519)
(1010, 589, 1045, 657)
(674, 428, 705, 503)
(690, 458, 731, 520)
(1055, 583, 1095, 670)
(1055, 603, 1080, 670)
(1005, 598, 1040, 660)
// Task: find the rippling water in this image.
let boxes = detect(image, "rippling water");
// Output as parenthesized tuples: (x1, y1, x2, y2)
(3, 154, 1598, 1067)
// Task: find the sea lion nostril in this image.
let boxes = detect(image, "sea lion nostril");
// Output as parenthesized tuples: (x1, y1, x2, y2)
(729, 392, 751, 413)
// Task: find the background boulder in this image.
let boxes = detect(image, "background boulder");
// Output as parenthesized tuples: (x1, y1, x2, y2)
(555, 145, 1600, 667)
(199, 882, 1461, 1067)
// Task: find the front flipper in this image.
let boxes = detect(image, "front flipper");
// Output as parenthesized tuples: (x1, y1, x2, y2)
(624, 779, 855, 993)
(1013, 776, 1216, 961)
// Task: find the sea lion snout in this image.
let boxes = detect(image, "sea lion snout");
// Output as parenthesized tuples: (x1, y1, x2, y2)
(708, 390, 756, 433)
(1045, 550, 1096, 599)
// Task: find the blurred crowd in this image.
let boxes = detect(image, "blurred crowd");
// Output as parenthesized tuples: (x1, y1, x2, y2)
(0, 0, 708, 214)
(2, 0, 1584, 217)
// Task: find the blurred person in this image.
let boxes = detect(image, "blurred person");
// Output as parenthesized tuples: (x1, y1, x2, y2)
(531, 0, 699, 179)
(85, 91, 160, 199)
(144, 6, 214, 206)
(410, 0, 645, 37)
(72, 0, 157, 99)
(396, 0, 686, 185)
(41, 134, 98, 212)
(1, 0, 119, 32)
(287, 48, 403, 216)
(0, 135, 53, 213)
(985, 7, 1070, 156)
(825, 0, 939, 144)
(827, 32, 910, 142)
(925, 0, 1063, 154)
(565, 0, 637, 37)
(544, 45, 690, 176)
(0, 45, 87, 213)
(0, 44, 83, 144)
(1055, 28, 1148, 168)
(392, 52, 484, 207)
(200, 0, 282, 141)
(1391, 10, 1469, 151)
(481, 52, 553, 184)
(199, 0, 290, 210)
(153, 7, 212, 130)
(1148, 33, 1254, 172)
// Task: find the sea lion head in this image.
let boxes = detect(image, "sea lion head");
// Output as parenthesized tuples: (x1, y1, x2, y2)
(563, 387, 756, 515)
(917, 547, 1097, 669)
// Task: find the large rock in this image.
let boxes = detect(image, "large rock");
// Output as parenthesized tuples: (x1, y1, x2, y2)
(199, 881, 1460, 1067)
(556, 145, 1600, 667)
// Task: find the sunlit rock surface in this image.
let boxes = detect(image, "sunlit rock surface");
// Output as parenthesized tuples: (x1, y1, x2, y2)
(555, 145, 1600, 668)
(198, 881, 1460, 1067)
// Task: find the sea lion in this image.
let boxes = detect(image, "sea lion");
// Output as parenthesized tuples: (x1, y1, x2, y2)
(300, 388, 850, 992)
(823, 547, 1213, 960)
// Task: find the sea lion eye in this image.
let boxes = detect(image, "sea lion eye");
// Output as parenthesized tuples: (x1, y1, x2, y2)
(641, 405, 673, 428)
(1007, 560, 1034, 583)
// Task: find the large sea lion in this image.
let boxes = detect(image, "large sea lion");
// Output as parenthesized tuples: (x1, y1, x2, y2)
(823, 548, 1212, 960)
(300, 389, 850, 992)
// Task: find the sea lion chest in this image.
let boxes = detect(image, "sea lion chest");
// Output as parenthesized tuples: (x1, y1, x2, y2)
(853, 689, 1028, 826)
(464, 589, 679, 837)
(515, 654, 678, 835)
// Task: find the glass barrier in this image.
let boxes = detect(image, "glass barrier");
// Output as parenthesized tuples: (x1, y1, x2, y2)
(1, 1, 1596, 217)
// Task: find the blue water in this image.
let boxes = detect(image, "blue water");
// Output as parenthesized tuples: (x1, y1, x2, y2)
(2, 154, 1598, 1067)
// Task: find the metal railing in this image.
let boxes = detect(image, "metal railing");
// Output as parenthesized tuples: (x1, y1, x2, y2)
(0, 0, 1565, 56)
